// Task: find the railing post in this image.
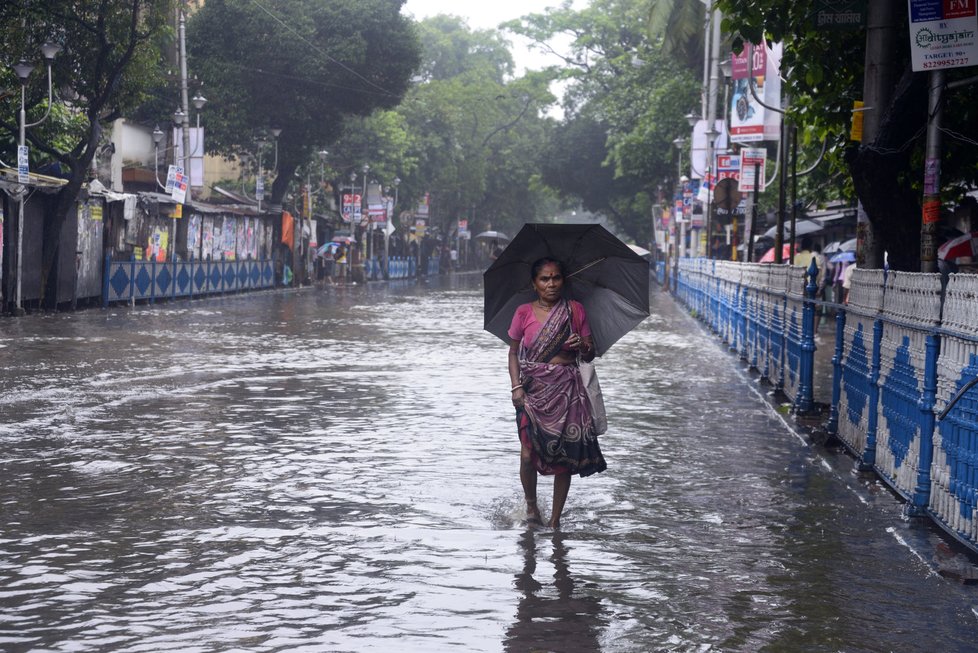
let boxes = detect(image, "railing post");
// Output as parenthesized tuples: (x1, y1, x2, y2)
(102, 254, 111, 308)
(861, 318, 884, 470)
(129, 254, 136, 307)
(150, 257, 157, 304)
(827, 307, 847, 435)
(796, 259, 818, 413)
(909, 332, 940, 515)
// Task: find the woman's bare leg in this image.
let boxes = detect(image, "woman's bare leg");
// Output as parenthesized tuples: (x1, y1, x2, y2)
(549, 472, 571, 528)
(520, 446, 542, 524)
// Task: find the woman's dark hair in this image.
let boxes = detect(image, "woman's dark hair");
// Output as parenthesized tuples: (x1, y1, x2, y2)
(531, 257, 565, 280)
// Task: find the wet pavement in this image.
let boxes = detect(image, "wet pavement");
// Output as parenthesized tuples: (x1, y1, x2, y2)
(1, 275, 977, 652)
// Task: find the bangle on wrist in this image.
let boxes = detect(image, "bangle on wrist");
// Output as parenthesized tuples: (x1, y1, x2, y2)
(511, 384, 523, 392)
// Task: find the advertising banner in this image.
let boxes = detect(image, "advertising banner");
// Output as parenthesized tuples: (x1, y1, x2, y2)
(908, 0, 978, 71)
(729, 41, 783, 143)
(171, 169, 188, 204)
(738, 148, 768, 192)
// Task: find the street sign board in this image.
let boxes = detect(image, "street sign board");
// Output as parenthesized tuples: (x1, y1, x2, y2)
(17, 145, 29, 184)
(171, 170, 188, 204)
(908, 0, 978, 72)
(738, 148, 767, 192)
(165, 165, 181, 194)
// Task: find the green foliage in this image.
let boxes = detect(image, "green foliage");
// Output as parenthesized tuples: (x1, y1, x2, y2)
(506, 0, 699, 244)
(323, 15, 557, 236)
(0, 0, 172, 171)
(187, 0, 421, 203)
(718, 0, 978, 270)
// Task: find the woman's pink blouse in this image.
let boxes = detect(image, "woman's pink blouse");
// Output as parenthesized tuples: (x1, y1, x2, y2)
(507, 300, 591, 348)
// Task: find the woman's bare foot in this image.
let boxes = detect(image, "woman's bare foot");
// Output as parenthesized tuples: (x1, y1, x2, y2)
(525, 499, 543, 525)
(547, 518, 560, 529)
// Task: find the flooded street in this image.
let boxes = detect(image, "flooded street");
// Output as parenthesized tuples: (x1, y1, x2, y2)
(2, 275, 977, 652)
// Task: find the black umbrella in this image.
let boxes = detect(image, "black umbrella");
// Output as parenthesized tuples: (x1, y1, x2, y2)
(484, 223, 650, 356)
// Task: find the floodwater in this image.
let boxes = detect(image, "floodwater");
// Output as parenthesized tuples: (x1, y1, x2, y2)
(1, 275, 977, 652)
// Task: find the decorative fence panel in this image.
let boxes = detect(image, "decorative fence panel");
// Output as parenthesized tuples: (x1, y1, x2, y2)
(674, 259, 978, 555)
(932, 273, 978, 546)
(875, 272, 942, 500)
(103, 257, 275, 307)
(837, 269, 885, 463)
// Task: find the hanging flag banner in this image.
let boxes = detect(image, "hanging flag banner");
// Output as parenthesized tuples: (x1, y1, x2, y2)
(908, 0, 978, 71)
(738, 148, 768, 192)
(342, 193, 354, 222)
(729, 41, 783, 143)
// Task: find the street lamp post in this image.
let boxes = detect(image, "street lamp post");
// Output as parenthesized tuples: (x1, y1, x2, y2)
(704, 126, 719, 259)
(672, 136, 687, 292)
(361, 164, 370, 265)
(385, 177, 400, 277)
(12, 42, 60, 315)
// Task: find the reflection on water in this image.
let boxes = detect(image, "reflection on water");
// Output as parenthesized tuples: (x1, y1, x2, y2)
(1, 277, 977, 652)
(505, 531, 604, 652)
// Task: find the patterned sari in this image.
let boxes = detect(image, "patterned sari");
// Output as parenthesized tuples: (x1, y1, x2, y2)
(516, 300, 607, 477)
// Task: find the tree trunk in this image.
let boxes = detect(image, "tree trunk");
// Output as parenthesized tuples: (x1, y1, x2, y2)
(847, 66, 927, 272)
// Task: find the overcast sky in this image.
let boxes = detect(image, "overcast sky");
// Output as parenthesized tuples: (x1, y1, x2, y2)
(401, 0, 576, 73)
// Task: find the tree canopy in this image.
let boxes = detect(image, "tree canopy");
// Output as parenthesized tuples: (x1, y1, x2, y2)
(186, 0, 421, 205)
(506, 0, 699, 245)
(717, 0, 978, 270)
(0, 0, 172, 303)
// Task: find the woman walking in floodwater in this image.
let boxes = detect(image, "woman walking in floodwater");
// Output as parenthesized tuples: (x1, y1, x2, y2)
(508, 257, 606, 528)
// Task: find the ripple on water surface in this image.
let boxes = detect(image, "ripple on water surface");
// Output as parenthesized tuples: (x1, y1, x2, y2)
(1, 281, 977, 652)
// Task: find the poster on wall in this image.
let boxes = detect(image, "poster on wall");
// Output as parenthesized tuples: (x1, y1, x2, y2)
(188, 214, 202, 259)
(148, 226, 169, 262)
(728, 40, 783, 143)
(222, 216, 236, 261)
(236, 218, 246, 261)
(202, 219, 215, 261)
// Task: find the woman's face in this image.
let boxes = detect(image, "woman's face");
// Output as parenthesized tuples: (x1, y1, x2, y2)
(533, 262, 563, 303)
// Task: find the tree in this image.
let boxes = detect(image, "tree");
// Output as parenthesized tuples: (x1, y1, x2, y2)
(0, 0, 172, 306)
(324, 15, 557, 237)
(505, 0, 699, 244)
(186, 0, 421, 205)
(717, 0, 978, 271)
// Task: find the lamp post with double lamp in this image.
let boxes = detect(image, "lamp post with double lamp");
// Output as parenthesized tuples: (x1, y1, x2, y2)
(11, 42, 60, 315)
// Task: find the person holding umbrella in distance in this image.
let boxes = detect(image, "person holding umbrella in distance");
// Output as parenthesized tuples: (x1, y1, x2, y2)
(508, 257, 604, 528)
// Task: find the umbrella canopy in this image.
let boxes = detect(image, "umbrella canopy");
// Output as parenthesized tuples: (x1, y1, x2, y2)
(839, 237, 857, 252)
(938, 231, 978, 261)
(763, 219, 823, 240)
(476, 230, 509, 241)
(332, 235, 356, 244)
(484, 223, 650, 356)
(829, 250, 856, 264)
(823, 240, 843, 255)
(758, 244, 795, 263)
(627, 244, 653, 259)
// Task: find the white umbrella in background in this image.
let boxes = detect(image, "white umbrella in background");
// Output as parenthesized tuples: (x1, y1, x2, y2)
(475, 230, 510, 242)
